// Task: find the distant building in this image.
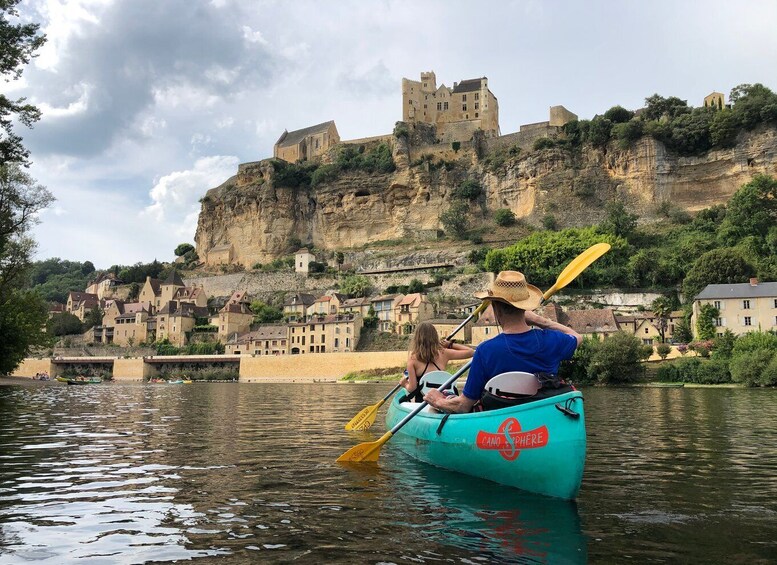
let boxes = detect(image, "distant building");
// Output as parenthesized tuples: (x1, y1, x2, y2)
(295, 248, 316, 274)
(287, 313, 363, 354)
(225, 325, 288, 356)
(704, 91, 726, 111)
(427, 318, 471, 344)
(86, 272, 122, 300)
(66, 291, 100, 321)
(207, 243, 234, 265)
(402, 71, 500, 142)
(371, 294, 404, 333)
(283, 293, 316, 321)
(692, 278, 777, 337)
(274, 121, 340, 163)
(394, 293, 434, 335)
(471, 303, 499, 346)
(217, 290, 254, 341)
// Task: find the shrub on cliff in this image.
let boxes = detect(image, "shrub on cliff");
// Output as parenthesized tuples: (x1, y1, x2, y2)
(451, 179, 482, 201)
(339, 275, 371, 297)
(493, 208, 516, 226)
(311, 164, 340, 187)
(440, 201, 470, 239)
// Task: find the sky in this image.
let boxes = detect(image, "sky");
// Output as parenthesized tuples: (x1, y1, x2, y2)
(10, 0, 777, 268)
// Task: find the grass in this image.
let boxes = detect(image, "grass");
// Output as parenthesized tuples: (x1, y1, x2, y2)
(341, 366, 405, 382)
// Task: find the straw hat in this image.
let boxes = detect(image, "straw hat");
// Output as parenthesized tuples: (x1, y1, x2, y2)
(473, 271, 543, 311)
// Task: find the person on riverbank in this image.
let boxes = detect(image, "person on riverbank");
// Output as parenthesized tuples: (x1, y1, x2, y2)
(424, 271, 581, 414)
(402, 321, 474, 402)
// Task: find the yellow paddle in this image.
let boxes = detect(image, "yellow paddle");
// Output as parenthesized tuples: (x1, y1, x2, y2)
(336, 242, 611, 463)
(344, 301, 488, 431)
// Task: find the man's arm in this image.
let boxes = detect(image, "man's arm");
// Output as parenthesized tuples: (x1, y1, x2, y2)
(424, 388, 476, 413)
(525, 310, 582, 346)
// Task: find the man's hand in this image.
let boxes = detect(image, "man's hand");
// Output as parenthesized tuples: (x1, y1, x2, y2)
(424, 388, 445, 408)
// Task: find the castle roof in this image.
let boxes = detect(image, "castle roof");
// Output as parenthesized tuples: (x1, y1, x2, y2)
(696, 281, 777, 300)
(452, 78, 486, 94)
(276, 121, 336, 149)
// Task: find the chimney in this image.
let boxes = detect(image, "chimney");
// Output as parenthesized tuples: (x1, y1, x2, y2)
(453, 82, 458, 89)
(750, 278, 759, 286)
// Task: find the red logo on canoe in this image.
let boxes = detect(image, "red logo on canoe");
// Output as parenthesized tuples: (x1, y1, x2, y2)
(475, 418, 548, 461)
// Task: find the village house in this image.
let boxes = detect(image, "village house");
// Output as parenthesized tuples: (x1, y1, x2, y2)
(295, 248, 316, 274)
(138, 276, 163, 312)
(283, 293, 316, 321)
(692, 279, 777, 337)
(85, 272, 122, 300)
(617, 310, 685, 344)
(428, 318, 471, 344)
(402, 71, 500, 142)
(217, 290, 254, 342)
(156, 301, 209, 347)
(371, 294, 404, 332)
(471, 303, 499, 346)
(66, 291, 101, 321)
(224, 325, 287, 356)
(274, 121, 340, 163)
(287, 313, 362, 354)
(339, 296, 372, 319)
(394, 293, 434, 335)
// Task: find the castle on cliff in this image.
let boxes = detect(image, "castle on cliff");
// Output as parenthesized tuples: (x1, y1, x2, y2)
(401, 71, 501, 143)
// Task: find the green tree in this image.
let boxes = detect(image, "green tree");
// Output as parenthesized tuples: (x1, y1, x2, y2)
(650, 296, 673, 342)
(493, 208, 516, 227)
(603, 105, 634, 123)
(335, 251, 345, 271)
(695, 303, 718, 341)
(0, 165, 54, 374)
(407, 279, 424, 293)
(718, 174, 777, 242)
(340, 275, 372, 297)
(642, 94, 690, 122)
(47, 312, 83, 336)
(599, 200, 638, 238)
(440, 201, 470, 239)
(587, 331, 644, 384)
(82, 305, 104, 330)
(542, 214, 558, 231)
(250, 300, 284, 323)
(729, 349, 775, 387)
(174, 243, 194, 257)
(712, 329, 737, 359)
(656, 343, 672, 360)
(451, 179, 482, 200)
(682, 248, 756, 299)
(612, 119, 644, 148)
(558, 336, 599, 385)
(588, 116, 613, 148)
(0, 1, 46, 165)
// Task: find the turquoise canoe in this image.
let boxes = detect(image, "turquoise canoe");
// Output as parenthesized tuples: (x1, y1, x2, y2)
(385, 389, 586, 500)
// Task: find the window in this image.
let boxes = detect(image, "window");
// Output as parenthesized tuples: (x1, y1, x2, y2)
(311, 335, 315, 343)
(715, 317, 723, 326)
(335, 338, 339, 347)
(475, 93, 479, 100)
(462, 104, 467, 111)
(774, 299, 777, 308)
(321, 334, 325, 343)
(346, 327, 351, 334)
(437, 102, 442, 111)
(744, 316, 752, 326)
(299, 262, 302, 268)
(462, 94, 467, 101)
(743, 300, 751, 309)
(485, 328, 490, 335)
(475, 113, 479, 118)
(713, 300, 721, 310)
(346, 338, 351, 348)
(302, 336, 305, 345)
(644, 328, 649, 334)
(475, 103, 479, 110)
(443, 102, 448, 110)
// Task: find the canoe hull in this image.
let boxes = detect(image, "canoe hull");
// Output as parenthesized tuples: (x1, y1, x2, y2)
(386, 391, 586, 500)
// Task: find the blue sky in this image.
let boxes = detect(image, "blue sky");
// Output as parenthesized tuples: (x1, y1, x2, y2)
(12, 0, 777, 267)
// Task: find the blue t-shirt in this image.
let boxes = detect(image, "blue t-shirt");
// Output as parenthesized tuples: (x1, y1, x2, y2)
(462, 329, 578, 400)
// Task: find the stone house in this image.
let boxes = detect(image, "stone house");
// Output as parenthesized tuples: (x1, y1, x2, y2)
(692, 279, 777, 337)
(217, 290, 254, 342)
(339, 296, 372, 319)
(207, 243, 233, 265)
(225, 325, 287, 356)
(274, 121, 340, 163)
(86, 272, 122, 300)
(287, 313, 362, 354)
(283, 293, 317, 321)
(66, 291, 100, 321)
(394, 293, 434, 335)
(471, 303, 499, 346)
(704, 91, 726, 110)
(371, 294, 404, 332)
(139, 276, 163, 312)
(428, 318, 471, 344)
(104, 308, 152, 347)
(402, 71, 500, 142)
(295, 248, 316, 274)
(156, 301, 209, 347)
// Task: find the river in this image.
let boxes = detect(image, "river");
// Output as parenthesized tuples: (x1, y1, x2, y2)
(0, 382, 775, 564)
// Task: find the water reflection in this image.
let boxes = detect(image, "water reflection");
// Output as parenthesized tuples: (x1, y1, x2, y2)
(388, 461, 587, 564)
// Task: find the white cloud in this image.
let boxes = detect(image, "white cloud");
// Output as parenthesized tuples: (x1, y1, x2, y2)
(242, 25, 268, 45)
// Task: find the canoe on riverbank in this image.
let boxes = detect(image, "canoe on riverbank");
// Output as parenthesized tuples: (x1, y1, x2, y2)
(385, 390, 586, 500)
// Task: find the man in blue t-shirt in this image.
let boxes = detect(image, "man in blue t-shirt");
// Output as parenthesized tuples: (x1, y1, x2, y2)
(425, 270, 581, 414)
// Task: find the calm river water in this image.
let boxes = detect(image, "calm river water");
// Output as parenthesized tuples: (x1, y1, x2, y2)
(0, 382, 776, 564)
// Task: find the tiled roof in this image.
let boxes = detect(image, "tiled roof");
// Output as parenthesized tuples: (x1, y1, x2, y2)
(288, 314, 357, 326)
(371, 294, 400, 303)
(398, 293, 424, 307)
(69, 291, 98, 302)
(696, 281, 777, 300)
(283, 293, 316, 307)
(563, 309, 620, 334)
(163, 270, 185, 287)
(276, 121, 335, 148)
(233, 326, 287, 344)
(340, 297, 371, 308)
(146, 277, 162, 295)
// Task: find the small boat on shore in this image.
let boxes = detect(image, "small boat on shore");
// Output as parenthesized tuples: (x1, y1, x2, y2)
(650, 383, 685, 388)
(65, 377, 102, 385)
(385, 389, 586, 500)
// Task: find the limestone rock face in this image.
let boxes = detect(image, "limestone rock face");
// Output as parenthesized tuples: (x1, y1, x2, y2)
(195, 128, 777, 267)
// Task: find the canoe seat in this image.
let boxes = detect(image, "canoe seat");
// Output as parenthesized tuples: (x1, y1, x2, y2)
(420, 370, 458, 396)
(484, 371, 540, 398)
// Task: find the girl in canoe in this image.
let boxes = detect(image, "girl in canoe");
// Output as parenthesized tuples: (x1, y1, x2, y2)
(402, 322, 474, 402)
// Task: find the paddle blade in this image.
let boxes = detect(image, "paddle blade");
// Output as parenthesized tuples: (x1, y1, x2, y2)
(337, 432, 393, 463)
(543, 242, 611, 301)
(344, 403, 379, 431)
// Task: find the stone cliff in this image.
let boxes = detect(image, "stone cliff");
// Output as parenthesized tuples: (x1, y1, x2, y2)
(195, 126, 777, 267)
